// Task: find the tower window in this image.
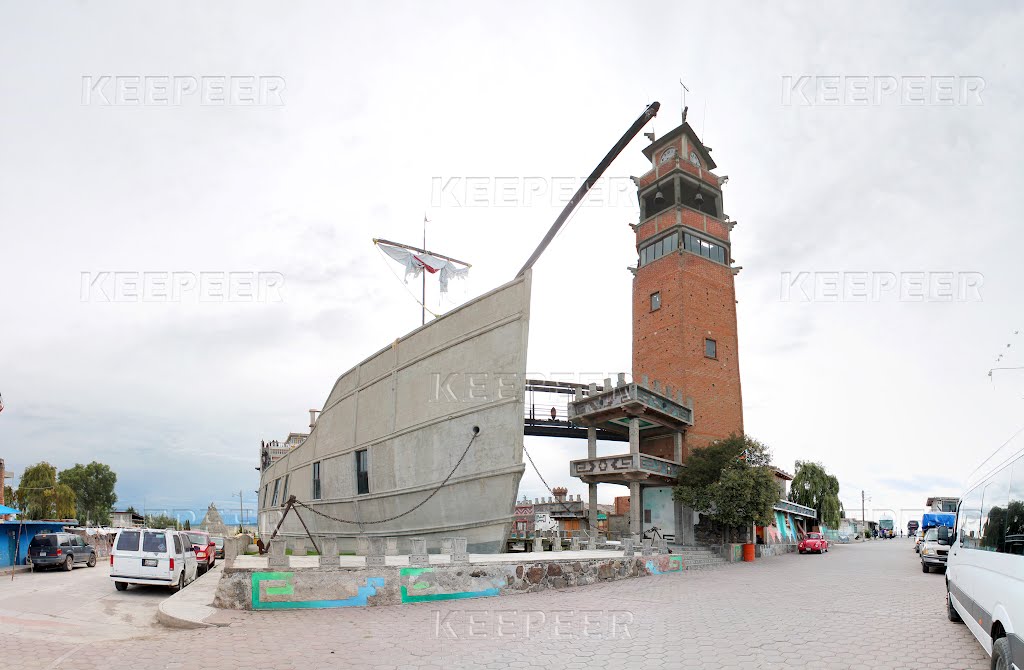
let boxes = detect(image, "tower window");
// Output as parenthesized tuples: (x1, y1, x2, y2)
(356, 449, 369, 495)
(650, 292, 661, 311)
(312, 461, 322, 500)
(639, 232, 679, 267)
(705, 338, 717, 359)
(683, 232, 728, 264)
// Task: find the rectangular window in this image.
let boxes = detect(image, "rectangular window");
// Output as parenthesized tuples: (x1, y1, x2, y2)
(281, 474, 290, 504)
(1007, 457, 1024, 555)
(356, 449, 369, 495)
(263, 484, 269, 508)
(142, 531, 167, 553)
(271, 478, 281, 507)
(980, 464, 1012, 552)
(705, 338, 717, 359)
(115, 530, 140, 552)
(173, 534, 182, 553)
(958, 485, 984, 549)
(312, 461, 322, 500)
(650, 292, 661, 311)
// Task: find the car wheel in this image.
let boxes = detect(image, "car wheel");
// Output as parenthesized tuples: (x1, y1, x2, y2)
(921, 562, 930, 573)
(946, 591, 962, 623)
(114, 581, 128, 592)
(172, 572, 184, 592)
(64, 556, 74, 571)
(87, 553, 96, 568)
(992, 637, 1010, 670)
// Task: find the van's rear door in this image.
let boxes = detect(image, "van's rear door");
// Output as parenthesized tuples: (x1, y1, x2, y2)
(112, 530, 141, 576)
(140, 531, 171, 580)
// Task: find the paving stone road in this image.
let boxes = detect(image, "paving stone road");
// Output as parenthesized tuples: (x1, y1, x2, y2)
(2, 539, 990, 669)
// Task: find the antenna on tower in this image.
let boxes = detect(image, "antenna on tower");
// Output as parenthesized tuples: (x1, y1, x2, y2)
(702, 97, 709, 143)
(679, 78, 689, 124)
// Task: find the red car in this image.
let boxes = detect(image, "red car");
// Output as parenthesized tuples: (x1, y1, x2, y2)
(186, 531, 217, 573)
(798, 532, 829, 554)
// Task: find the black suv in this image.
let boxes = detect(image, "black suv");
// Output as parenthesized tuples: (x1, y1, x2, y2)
(28, 532, 97, 571)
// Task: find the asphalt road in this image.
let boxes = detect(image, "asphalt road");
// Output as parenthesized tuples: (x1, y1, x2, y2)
(0, 538, 992, 669)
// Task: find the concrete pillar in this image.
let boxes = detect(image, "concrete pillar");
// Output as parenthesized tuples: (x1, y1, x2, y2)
(366, 537, 386, 567)
(570, 536, 580, 551)
(552, 532, 562, 551)
(588, 483, 598, 550)
(642, 538, 654, 556)
(452, 537, 468, 564)
(268, 539, 289, 568)
(630, 481, 642, 536)
(409, 538, 429, 566)
(224, 537, 239, 565)
(673, 432, 683, 463)
(622, 537, 635, 557)
(441, 538, 454, 555)
(318, 539, 338, 568)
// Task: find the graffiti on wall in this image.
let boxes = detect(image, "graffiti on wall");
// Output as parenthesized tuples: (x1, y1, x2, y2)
(251, 571, 385, 610)
(400, 567, 501, 603)
(645, 555, 684, 575)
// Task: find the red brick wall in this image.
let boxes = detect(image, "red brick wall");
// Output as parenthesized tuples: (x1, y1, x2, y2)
(633, 208, 744, 457)
(614, 496, 630, 516)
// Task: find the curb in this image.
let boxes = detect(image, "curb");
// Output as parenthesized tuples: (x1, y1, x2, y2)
(156, 564, 227, 630)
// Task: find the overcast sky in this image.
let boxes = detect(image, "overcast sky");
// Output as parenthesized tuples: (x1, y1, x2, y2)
(1, 2, 1021, 529)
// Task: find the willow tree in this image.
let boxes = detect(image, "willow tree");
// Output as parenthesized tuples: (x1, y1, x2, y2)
(16, 461, 76, 520)
(789, 461, 842, 529)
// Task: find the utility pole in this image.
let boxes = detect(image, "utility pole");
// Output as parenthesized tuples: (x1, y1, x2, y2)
(233, 490, 245, 533)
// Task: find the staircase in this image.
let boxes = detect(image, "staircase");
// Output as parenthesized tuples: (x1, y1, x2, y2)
(671, 545, 729, 571)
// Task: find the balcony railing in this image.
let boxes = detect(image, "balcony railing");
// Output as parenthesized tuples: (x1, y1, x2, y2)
(773, 500, 817, 518)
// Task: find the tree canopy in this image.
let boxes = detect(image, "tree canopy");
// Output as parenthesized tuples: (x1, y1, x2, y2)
(58, 462, 118, 525)
(673, 434, 779, 532)
(789, 460, 843, 529)
(16, 461, 77, 520)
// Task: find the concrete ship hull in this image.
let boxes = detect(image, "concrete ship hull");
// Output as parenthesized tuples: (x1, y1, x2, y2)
(258, 272, 531, 554)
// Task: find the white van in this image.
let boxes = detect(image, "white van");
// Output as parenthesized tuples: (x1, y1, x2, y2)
(943, 447, 1023, 670)
(109, 528, 198, 592)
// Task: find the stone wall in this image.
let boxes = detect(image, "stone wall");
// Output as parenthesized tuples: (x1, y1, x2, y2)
(755, 543, 796, 558)
(215, 554, 688, 610)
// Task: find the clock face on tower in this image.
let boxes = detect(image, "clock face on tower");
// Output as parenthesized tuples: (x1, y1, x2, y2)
(689, 151, 700, 167)
(659, 147, 677, 165)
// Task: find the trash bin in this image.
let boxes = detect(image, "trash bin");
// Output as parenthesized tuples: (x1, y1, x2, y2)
(742, 543, 756, 562)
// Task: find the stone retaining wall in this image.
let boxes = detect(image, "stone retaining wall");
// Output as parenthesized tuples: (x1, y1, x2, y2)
(215, 554, 687, 610)
(755, 543, 797, 558)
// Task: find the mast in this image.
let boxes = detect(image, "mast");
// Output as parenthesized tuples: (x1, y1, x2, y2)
(515, 101, 660, 278)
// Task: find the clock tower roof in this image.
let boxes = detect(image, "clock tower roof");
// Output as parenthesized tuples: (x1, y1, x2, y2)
(641, 121, 716, 170)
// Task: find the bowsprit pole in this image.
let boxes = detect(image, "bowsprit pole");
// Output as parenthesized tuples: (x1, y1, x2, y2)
(515, 101, 660, 278)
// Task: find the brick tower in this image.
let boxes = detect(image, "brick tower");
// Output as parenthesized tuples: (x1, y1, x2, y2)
(631, 119, 743, 461)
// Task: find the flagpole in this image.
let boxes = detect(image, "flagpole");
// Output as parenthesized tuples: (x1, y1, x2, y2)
(422, 215, 427, 325)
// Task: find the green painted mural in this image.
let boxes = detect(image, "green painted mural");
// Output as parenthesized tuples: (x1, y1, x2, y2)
(251, 571, 385, 610)
(645, 555, 684, 574)
(399, 567, 501, 603)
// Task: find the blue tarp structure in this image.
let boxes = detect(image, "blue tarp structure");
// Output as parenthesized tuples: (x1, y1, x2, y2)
(921, 512, 955, 529)
(0, 504, 20, 515)
(1, 520, 68, 567)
